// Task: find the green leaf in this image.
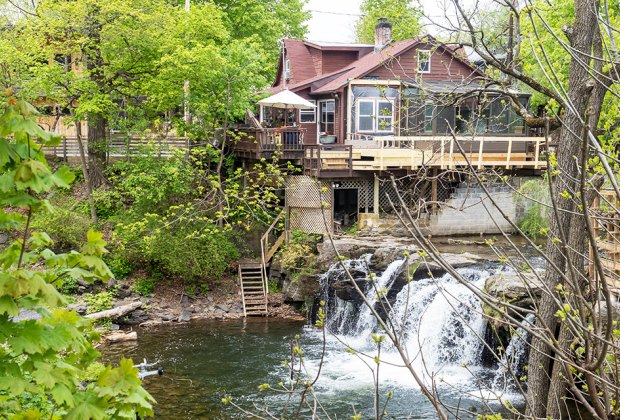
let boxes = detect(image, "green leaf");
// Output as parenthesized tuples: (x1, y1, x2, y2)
(0, 295, 18, 316)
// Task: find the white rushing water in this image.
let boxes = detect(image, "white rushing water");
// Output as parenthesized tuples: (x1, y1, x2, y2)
(306, 255, 527, 402)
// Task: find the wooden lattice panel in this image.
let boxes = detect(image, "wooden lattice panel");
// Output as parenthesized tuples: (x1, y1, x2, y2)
(286, 175, 333, 234)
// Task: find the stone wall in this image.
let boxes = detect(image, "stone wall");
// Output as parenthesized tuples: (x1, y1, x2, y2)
(427, 185, 516, 235)
(358, 178, 538, 237)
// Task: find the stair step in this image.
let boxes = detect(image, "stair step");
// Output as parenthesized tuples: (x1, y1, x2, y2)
(242, 281, 264, 284)
(243, 287, 264, 291)
(241, 276, 263, 280)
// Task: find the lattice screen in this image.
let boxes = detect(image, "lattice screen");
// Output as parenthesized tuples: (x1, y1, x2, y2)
(285, 175, 333, 234)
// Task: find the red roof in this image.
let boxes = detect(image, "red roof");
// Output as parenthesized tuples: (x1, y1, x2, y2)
(271, 35, 483, 95)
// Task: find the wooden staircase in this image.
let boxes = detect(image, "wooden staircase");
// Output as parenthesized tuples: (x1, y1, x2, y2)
(238, 212, 286, 317)
(239, 261, 268, 316)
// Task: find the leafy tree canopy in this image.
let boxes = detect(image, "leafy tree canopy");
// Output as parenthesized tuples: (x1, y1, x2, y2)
(0, 93, 154, 418)
(355, 0, 422, 44)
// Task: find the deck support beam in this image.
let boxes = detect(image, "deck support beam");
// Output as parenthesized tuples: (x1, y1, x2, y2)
(374, 175, 380, 215)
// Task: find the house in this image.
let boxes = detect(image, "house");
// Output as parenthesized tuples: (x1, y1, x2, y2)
(233, 19, 546, 236)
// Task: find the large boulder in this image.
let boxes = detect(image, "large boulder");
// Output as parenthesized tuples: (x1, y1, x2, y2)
(484, 270, 544, 308)
(317, 236, 418, 271)
(282, 274, 320, 303)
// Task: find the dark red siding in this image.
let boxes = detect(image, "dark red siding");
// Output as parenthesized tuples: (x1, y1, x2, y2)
(368, 44, 477, 81)
(321, 51, 361, 74)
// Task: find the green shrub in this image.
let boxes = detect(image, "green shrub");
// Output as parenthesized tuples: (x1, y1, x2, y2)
(279, 229, 321, 271)
(516, 178, 550, 239)
(105, 253, 133, 279)
(84, 292, 115, 314)
(133, 278, 156, 296)
(114, 220, 240, 284)
(30, 205, 91, 252)
(518, 204, 548, 239)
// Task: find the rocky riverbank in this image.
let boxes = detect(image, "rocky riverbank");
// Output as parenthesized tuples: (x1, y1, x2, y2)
(67, 276, 304, 338)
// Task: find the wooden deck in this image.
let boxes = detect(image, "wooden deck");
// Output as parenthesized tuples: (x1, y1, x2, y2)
(302, 136, 546, 177)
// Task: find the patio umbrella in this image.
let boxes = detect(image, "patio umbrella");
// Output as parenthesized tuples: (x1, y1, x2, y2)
(258, 89, 316, 109)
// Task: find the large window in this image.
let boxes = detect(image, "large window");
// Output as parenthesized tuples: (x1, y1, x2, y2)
(357, 99, 394, 133)
(319, 100, 335, 134)
(418, 50, 431, 73)
(300, 100, 316, 123)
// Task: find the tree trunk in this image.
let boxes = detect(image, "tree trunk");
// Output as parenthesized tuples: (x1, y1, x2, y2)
(75, 119, 98, 224)
(525, 0, 601, 417)
(87, 115, 108, 187)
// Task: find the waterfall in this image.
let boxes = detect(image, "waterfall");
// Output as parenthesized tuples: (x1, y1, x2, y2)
(492, 313, 535, 391)
(317, 256, 493, 386)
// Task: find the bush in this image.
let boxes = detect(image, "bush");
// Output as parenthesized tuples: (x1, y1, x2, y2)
(30, 205, 91, 252)
(114, 220, 240, 284)
(105, 253, 132, 279)
(133, 278, 156, 296)
(516, 178, 550, 239)
(279, 229, 321, 272)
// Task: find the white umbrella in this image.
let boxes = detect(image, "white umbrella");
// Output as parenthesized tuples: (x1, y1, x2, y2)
(258, 89, 316, 109)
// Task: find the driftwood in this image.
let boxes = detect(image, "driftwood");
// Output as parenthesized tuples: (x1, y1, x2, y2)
(85, 301, 143, 320)
(104, 331, 138, 343)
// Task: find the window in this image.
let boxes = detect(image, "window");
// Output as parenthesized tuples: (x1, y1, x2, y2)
(284, 59, 291, 80)
(300, 100, 316, 123)
(418, 50, 431, 73)
(377, 101, 393, 132)
(357, 99, 394, 133)
(319, 100, 335, 134)
(358, 100, 375, 132)
(424, 102, 434, 133)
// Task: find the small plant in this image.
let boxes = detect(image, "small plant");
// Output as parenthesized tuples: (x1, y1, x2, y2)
(84, 291, 115, 314)
(106, 254, 133, 279)
(268, 279, 281, 293)
(344, 222, 358, 236)
(133, 278, 156, 296)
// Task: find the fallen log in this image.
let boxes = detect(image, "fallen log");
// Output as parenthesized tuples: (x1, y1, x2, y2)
(85, 301, 143, 320)
(104, 331, 138, 343)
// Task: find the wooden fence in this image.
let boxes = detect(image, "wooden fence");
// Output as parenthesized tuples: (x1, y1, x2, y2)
(43, 136, 191, 161)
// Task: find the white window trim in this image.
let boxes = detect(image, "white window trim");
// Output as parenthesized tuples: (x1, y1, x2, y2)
(357, 99, 376, 133)
(356, 98, 395, 133)
(376, 99, 394, 133)
(300, 100, 316, 123)
(417, 50, 431, 74)
(319, 99, 335, 133)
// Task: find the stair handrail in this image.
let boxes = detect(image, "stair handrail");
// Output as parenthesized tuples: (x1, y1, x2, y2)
(260, 210, 285, 297)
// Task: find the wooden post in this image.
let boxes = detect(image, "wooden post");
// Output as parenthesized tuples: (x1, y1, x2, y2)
(348, 145, 353, 176)
(440, 138, 445, 169)
(506, 138, 513, 169)
(431, 168, 438, 214)
(534, 138, 541, 169)
(63, 137, 67, 161)
(373, 175, 379, 215)
(449, 136, 454, 169)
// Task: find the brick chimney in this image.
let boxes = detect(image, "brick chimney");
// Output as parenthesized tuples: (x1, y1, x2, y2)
(374, 18, 392, 51)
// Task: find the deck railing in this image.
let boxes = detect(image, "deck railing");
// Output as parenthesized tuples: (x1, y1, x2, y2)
(346, 135, 546, 170)
(303, 144, 353, 177)
(232, 127, 306, 157)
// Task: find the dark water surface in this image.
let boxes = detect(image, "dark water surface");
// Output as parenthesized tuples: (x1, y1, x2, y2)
(102, 319, 507, 419)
